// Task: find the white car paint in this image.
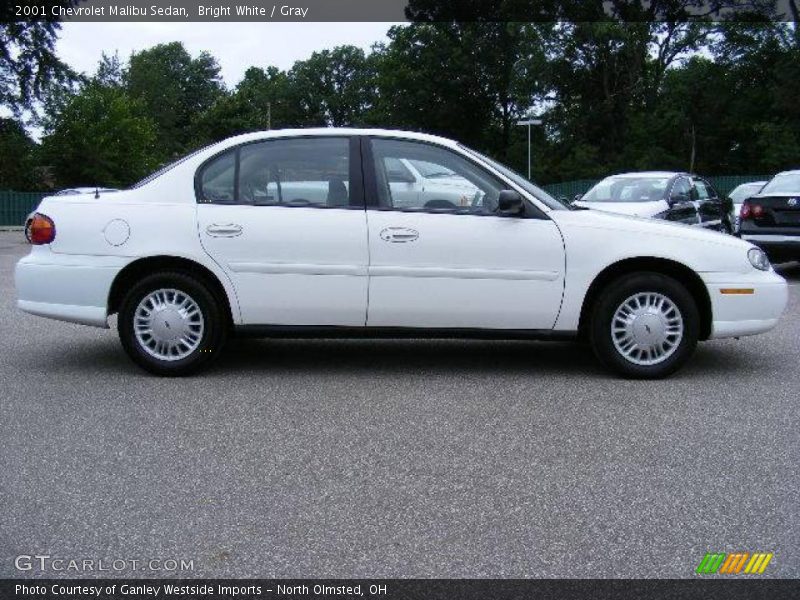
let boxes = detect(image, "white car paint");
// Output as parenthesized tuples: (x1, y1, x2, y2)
(15, 128, 787, 361)
(573, 199, 668, 218)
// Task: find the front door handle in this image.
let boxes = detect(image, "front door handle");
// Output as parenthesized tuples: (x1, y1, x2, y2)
(380, 227, 419, 243)
(206, 223, 243, 237)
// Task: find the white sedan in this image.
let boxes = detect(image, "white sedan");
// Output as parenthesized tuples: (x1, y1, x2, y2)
(16, 129, 788, 378)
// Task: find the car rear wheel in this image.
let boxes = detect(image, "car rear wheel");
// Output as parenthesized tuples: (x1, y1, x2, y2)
(118, 272, 227, 376)
(589, 272, 699, 379)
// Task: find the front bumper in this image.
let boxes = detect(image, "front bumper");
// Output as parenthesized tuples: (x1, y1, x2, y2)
(15, 248, 126, 328)
(701, 269, 788, 339)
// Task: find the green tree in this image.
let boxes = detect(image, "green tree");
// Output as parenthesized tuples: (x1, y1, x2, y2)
(373, 22, 548, 159)
(193, 66, 296, 143)
(0, 118, 39, 190)
(0, 15, 75, 113)
(41, 83, 158, 188)
(287, 46, 377, 126)
(125, 42, 225, 158)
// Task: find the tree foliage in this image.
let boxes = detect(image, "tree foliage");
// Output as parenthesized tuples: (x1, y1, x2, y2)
(0, 5, 77, 116)
(0, 118, 38, 189)
(125, 42, 225, 159)
(12, 17, 800, 190)
(41, 83, 158, 188)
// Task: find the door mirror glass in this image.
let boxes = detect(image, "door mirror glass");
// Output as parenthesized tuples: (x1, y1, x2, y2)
(497, 190, 525, 216)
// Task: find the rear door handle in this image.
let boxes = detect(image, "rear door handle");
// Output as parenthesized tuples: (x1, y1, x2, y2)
(380, 227, 419, 243)
(206, 223, 243, 237)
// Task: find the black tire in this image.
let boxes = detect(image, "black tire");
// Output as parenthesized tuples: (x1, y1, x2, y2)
(589, 272, 699, 379)
(118, 271, 228, 376)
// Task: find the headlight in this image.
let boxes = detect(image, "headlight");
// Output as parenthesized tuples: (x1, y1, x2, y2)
(748, 247, 770, 271)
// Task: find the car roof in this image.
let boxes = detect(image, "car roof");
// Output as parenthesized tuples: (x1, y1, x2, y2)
(211, 128, 463, 151)
(772, 169, 800, 177)
(609, 171, 682, 178)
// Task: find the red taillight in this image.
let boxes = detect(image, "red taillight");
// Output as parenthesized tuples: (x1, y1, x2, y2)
(740, 202, 763, 220)
(25, 213, 56, 245)
(740, 203, 751, 219)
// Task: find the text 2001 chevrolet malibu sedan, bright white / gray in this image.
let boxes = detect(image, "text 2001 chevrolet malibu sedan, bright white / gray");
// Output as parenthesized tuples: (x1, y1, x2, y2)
(15, 129, 788, 378)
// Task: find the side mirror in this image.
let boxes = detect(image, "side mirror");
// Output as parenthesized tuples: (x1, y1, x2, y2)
(573, 194, 583, 203)
(496, 190, 525, 216)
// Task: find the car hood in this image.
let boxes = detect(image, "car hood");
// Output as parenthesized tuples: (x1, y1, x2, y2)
(573, 200, 667, 218)
(550, 206, 750, 252)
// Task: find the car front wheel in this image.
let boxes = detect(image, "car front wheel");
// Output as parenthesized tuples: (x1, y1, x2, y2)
(590, 272, 700, 379)
(118, 272, 227, 376)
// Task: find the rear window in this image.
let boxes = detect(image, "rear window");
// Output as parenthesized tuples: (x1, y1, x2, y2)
(761, 173, 800, 195)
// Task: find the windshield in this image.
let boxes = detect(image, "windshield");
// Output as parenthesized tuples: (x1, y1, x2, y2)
(582, 176, 671, 203)
(761, 173, 800, 195)
(729, 183, 765, 203)
(460, 145, 567, 210)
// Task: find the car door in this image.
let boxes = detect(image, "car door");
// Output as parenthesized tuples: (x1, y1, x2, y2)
(693, 178, 724, 230)
(363, 137, 565, 330)
(196, 136, 369, 326)
(665, 176, 700, 225)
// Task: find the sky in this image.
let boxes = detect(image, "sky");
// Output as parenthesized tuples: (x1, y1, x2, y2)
(57, 21, 400, 87)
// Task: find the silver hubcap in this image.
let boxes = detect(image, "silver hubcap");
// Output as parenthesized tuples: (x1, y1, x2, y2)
(134, 289, 204, 361)
(611, 292, 683, 366)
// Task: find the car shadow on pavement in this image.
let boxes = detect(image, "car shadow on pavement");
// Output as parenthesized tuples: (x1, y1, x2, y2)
(204, 337, 751, 379)
(217, 338, 600, 376)
(19, 333, 759, 379)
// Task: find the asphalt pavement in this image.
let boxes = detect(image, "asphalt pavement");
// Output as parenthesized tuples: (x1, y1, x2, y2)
(1, 230, 798, 578)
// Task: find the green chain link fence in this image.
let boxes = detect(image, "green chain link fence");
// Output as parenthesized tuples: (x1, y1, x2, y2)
(0, 191, 48, 227)
(543, 175, 772, 201)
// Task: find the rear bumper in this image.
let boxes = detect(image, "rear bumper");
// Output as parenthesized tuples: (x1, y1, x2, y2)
(15, 250, 125, 328)
(701, 270, 788, 339)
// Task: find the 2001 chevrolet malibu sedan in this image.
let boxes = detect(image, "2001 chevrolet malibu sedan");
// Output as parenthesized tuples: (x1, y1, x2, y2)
(16, 129, 788, 378)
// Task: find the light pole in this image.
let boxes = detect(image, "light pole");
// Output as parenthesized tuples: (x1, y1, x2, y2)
(517, 118, 542, 180)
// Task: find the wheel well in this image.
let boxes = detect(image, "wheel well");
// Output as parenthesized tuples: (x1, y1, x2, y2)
(578, 257, 712, 341)
(108, 256, 233, 325)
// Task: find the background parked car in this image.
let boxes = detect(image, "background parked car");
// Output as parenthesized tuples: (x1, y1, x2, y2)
(384, 158, 484, 209)
(729, 181, 767, 231)
(574, 172, 734, 232)
(739, 170, 800, 262)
